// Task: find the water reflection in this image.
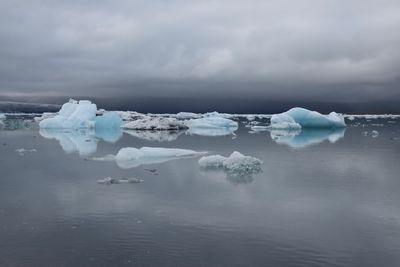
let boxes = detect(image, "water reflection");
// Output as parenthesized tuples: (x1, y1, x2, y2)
(39, 128, 122, 156)
(186, 127, 237, 137)
(200, 166, 261, 185)
(269, 128, 346, 149)
(123, 129, 184, 142)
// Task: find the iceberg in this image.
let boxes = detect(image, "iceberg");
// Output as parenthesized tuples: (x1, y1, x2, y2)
(122, 117, 187, 130)
(269, 128, 345, 149)
(185, 114, 238, 136)
(199, 151, 262, 174)
(114, 147, 206, 169)
(199, 152, 262, 184)
(97, 177, 143, 185)
(269, 107, 346, 129)
(39, 99, 122, 130)
(15, 148, 37, 156)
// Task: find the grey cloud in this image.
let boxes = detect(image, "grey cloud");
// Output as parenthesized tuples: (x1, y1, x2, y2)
(0, 0, 399, 102)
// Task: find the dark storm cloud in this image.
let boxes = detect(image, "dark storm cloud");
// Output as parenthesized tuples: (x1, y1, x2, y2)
(0, 0, 399, 102)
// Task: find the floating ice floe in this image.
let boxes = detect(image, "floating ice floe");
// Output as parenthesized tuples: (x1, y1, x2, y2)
(199, 151, 262, 183)
(269, 108, 346, 129)
(97, 177, 143, 185)
(40, 128, 122, 156)
(122, 117, 187, 130)
(15, 148, 37, 156)
(269, 128, 345, 149)
(184, 113, 238, 136)
(362, 130, 379, 138)
(93, 147, 206, 169)
(38, 99, 122, 130)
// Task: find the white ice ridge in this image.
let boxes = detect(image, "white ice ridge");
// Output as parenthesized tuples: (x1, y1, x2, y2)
(199, 151, 262, 174)
(38, 99, 122, 129)
(93, 147, 207, 169)
(184, 112, 238, 136)
(269, 107, 346, 129)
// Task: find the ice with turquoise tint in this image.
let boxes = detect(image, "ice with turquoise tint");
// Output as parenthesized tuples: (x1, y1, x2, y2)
(39, 99, 122, 130)
(270, 107, 346, 129)
(95, 112, 122, 129)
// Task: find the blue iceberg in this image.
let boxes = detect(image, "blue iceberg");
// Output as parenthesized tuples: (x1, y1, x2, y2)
(269, 107, 346, 129)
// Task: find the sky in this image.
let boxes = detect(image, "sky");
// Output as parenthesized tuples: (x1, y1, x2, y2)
(0, 0, 399, 112)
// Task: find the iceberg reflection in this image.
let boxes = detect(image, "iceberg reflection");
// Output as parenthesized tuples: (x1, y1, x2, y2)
(123, 129, 184, 142)
(269, 128, 346, 149)
(39, 128, 122, 156)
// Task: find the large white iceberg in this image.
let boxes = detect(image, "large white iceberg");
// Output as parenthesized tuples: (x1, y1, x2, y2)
(269, 107, 346, 129)
(39, 99, 122, 130)
(185, 113, 238, 136)
(94, 147, 207, 169)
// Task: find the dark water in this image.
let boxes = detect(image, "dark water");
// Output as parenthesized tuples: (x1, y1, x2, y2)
(1, 117, 400, 267)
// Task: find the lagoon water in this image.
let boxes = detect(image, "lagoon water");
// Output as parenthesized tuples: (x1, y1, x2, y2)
(1, 116, 400, 266)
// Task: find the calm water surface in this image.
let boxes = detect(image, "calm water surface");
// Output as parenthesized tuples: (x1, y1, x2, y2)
(1, 116, 400, 267)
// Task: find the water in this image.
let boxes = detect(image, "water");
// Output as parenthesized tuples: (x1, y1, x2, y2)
(1, 116, 400, 266)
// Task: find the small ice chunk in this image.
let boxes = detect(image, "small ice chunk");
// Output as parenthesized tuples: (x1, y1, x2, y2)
(371, 130, 379, 138)
(97, 177, 143, 185)
(0, 113, 5, 120)
(223, 151, 263, 173)
(198, 155, 226, 168)
(270, 107, 345, 129)
(199, 151, 262, 174)
(16, 148, 37, 156)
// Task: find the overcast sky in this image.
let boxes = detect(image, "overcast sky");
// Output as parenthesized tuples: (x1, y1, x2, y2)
(0, 0, 399, 107)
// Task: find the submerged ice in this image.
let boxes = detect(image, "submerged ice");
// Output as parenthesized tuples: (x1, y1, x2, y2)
(269, 108, 346, 129)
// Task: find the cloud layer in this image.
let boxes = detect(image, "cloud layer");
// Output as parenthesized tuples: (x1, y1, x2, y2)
(0, 0, 399, 102)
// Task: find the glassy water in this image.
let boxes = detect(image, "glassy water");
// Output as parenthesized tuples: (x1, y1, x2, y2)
(1, 116, 400, 267)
